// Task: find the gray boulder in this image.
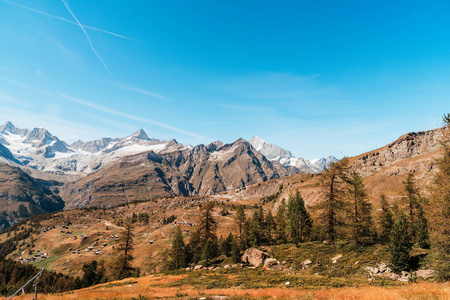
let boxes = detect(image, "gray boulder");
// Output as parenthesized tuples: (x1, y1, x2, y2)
(242, 248, 269, 267)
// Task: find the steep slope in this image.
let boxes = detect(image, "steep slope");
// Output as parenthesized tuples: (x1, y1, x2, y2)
(240, 127, 444, 209)
(62, 138, 293, 208)
(0, 162, 65, 229)
(249, 135, 338, 173)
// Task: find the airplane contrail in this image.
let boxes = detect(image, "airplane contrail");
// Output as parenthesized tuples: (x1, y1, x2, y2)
(61, 0, 111, 75)
(2, 0, 131, 40)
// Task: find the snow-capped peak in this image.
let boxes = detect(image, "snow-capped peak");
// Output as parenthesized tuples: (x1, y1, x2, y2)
(0, 123, 174, 176)
(249, 135, 338, 174)
(128, 129, 152, 141)
(249, 135, 293, 161)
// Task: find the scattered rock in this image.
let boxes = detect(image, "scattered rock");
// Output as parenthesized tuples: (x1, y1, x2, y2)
(285, 281, 290, 286)
(263, 258, 278, 269)
(331, 254, 343, 264)
(242, 247, 269, 267)
(416, 269, 434, 279)
(194, 265, 203, 270)
(302, 259, 312, 269)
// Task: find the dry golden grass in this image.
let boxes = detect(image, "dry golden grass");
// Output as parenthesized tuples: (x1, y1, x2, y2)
(2, 275, 449, 300)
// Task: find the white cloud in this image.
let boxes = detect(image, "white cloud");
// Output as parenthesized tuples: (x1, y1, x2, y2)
(3, 0, 131, 40)
(58, 92, 207, 140)
(118, 83, 171, 102)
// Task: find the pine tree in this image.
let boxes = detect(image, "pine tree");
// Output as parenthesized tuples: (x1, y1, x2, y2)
(275, 198, 287, 244)
(347, 172, 375, 244)
(388, 212, 412, 274)
(189, 202, 218, 261)
(429, 114, 450, 280)
(113, 219, 135, 279)
(235, 205, 246, 242)
(415, 206, 429, 249)
(81, 260, 101, 287)
(287, 189, 312, 245)
(249, 206, 265, 246)
(318, 158, 349, 242)
(404, 171, 419, 241)
(167, 226, 188, 270)
(220, 232, 234, 257)
(231, 240, 241, 263)
(265, 210, 275, 245)
(379, 194, 394, 243)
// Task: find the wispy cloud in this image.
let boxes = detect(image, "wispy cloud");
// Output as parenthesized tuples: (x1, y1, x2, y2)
(58, 92, 207, 139)
(2, 0, 131, 40)
(2, 78, 40, 92)
(0, 105, 114, 142)
(118, 83, 171, 102)
(61, 0, 111, 75)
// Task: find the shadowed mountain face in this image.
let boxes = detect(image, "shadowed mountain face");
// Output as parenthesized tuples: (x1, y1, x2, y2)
(0, 162, 65, 229)
(62, 138, 294, 209)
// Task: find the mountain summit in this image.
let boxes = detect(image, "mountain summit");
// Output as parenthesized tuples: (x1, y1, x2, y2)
(249, 135, 338, 173)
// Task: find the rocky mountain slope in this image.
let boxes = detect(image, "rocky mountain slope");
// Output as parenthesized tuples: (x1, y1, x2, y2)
(249, 135, 338, 173)
(0, 162, 65, 229)
(241, 127, 444, 209)
(62, 138, 293, 208)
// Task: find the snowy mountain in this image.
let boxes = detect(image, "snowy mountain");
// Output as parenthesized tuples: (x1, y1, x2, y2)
(249, 135, 338, 173)
(0, 121, 184, 178)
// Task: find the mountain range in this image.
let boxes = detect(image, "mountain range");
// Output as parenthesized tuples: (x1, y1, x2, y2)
(249, 135, 338, 173)
(0, 120, 444, 231)
(0, 121, 335, 225)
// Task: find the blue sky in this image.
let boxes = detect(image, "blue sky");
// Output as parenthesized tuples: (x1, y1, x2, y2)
(0, 0, 449, 159)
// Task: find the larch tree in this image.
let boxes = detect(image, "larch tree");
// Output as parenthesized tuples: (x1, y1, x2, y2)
(235, 205, 246, 243)
(275, 198, 287, 244)
(379, 194, 394, 243)
(404, 171, 420, 241)
(189, 201, 218, 262)
(265, 210, 276, 245)
(318, 157, 350, 243)
(347, 172, 375, 244)
(113, 219, 135, 279)
(415, 206, 429, 249)
(429, 113, 450, 280)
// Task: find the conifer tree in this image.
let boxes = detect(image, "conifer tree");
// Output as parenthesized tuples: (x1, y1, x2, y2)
(250, 206, 265, 246)
(189, 202, 218, 261)
(287, 189, 312, 245)
(167, 226, 188, 270)
(429, 114, 450, 280)
(347, 172, 375, 244)
(265, 210, 275, 244)
(404, 171, 420, 241)
(231, 240, 241, 263)
(275, 198, 287, 244)
(379, 194, 394, 243)
(235, 205, 246, 242)
(220, 232, 234, 257)
(415, 206, 429, 249)
(388, 212, 412, 274)
(113, 219, 135, 279)
(318, 158, 349, 242)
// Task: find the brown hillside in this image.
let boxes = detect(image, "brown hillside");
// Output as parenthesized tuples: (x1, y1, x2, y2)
(61, 139, 294, 209)
(0, 163, 64, 229)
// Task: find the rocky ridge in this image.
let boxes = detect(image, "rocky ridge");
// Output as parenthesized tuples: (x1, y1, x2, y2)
(62, 138, 293, 209)
(0, 122, 184, 180)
